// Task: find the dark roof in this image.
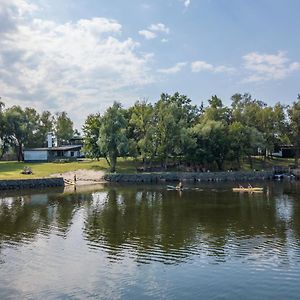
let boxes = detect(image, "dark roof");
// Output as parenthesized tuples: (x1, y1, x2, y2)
(24, 145, 82, 151)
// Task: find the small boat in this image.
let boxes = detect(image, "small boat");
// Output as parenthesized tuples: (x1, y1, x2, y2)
(167, 185, 184, 190)
(64, 179, 76, 186)
(232, 186, 263, 193)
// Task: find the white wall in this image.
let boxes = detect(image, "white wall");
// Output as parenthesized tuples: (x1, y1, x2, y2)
(24, 150, 48, 161)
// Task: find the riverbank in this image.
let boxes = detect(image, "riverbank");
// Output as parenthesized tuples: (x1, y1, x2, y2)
(0, 177, 64, 190)
(0, 170, 286, 191)
(104, 170, 274, 183)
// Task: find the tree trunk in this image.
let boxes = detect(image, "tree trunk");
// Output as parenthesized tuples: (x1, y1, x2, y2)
(110, 155, 117, 173)
(17, 142, 24, 161)
(236, 156, 241, 170)
(104, 155, 111, 168)
(248, 155, 253, 170)
(295, 143, 299, 168)
(216, 159, 223, 171)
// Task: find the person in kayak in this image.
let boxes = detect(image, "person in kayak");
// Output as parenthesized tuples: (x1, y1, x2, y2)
(176, 180, 183, 189)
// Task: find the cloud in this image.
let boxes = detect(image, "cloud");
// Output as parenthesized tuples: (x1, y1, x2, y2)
(0, 0, 154, 128)
(158, 62, 187, 74)
(148, 23, 170, 34)
(139, 23, 169, 40)
(242, 51, 300, 82)
(191, 60, 235, 73)
(138, 29, 157, 40)
(180, 0, 191, 8)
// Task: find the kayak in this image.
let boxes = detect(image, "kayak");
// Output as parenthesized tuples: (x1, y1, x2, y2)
(167, 185, 202, 191)
(232, 187, 263, 192)
(167, 185, 184, 190)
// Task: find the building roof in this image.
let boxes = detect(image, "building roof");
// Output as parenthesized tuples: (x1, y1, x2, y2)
(24, 145, 82, 151)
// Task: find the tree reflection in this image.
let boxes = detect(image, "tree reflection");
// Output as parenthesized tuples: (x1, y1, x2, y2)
(83, 184, 300, 264)
(1, 183, 300, 265)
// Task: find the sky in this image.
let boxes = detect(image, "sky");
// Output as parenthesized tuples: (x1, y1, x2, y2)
(1, 0, 300, 129)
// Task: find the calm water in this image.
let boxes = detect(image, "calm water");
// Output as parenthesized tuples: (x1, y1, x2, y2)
(1, 182, 300, 299)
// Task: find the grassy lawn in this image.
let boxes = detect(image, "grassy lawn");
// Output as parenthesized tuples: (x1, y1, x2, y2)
(0, 156, 296, 180)
(240, 156, 295, 171)
(0, 158, 139, 180)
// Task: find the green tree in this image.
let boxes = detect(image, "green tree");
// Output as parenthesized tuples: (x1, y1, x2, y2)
(153, 93, 198, 167)
(97, 102, 129, 172)
(35, 111, 54, 147)
(5, 106, 28, 161)
(82, 113, 102, 159)
(288, 95, 300, 167)
(128, 100, 154, 163)
(54, 112, 74, 145)
(0, 101, 10, 159)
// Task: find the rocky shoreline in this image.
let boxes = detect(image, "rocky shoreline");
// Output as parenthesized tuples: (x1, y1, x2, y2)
(104, 170, 274, 183)
(0, 178, 64, 191)
(0, 171, 277, 191)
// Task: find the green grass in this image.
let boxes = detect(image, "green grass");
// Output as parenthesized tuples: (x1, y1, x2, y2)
(0, 158, 139, 180)
(240, 156, 295, 171)
(0, 156, 296, 180)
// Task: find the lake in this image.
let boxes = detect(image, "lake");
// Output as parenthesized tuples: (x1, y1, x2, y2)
(1, 182, 300, 299)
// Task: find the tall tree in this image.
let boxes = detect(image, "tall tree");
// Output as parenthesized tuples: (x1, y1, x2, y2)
(153, 93, 198, 167)
(5, 106, 28, 161)
(288, 95, 300, 167)
(97, 102, 129, 172)
(35, 111, 54, 147)
(0, 101, 10, 159)
(128, 100, 154, 163)
(54, 112, 74, 145)
(82, 113, 102, 159)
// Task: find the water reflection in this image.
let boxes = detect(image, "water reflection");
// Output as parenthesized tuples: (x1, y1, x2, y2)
(1, 182, 300, 299)
(1, 183, 300, 266)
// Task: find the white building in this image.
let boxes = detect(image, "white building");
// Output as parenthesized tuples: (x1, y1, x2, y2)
(24, 132, 82, 162)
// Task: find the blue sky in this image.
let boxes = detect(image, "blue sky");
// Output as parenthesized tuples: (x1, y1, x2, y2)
(1, 0, 300, 128)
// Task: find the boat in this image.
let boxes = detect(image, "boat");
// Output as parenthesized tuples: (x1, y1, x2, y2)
(64, 179, 76, 186)
(167, 185, 184, 191)
(232, 186, 263, 192)
(167, 185, 202, 191)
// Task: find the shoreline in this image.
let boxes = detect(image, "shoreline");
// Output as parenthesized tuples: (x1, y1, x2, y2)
(0, 170, 276, 191)
(104, 170, 274, 183)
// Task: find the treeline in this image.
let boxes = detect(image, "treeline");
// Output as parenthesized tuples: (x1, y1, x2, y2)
(83, 92, 300, 172)
(0, 101, 75, 161)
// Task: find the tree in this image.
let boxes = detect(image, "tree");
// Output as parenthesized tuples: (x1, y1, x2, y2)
(288, 95, 300, 167)
(54, 112, 74, 145)
(97, 102, 129, 172)
(153, 93, 198, 167)
(5, 106, 28, 161)
(82, 113, 102, 159)
(128, 100, 154, 162)
(0, 101, 10, 159)
(192, 120, 229, 170)
(35, 111, 54, 147)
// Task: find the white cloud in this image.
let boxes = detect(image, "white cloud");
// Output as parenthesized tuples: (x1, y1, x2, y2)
(0, 0, 154, 128)
(138, 29, 157, 40)
(139, 23, 169, 40)
(158, 62, 187, 74)
(191, 60, 235, 73)
(180, 0, 191, 8)
(242, 51, 300, 82)
(148, 23, 170, 34)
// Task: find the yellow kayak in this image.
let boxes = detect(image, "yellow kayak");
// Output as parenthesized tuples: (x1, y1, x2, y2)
(232, 187, 263, 192)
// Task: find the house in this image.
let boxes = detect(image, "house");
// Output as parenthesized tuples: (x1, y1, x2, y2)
(272, 145, 295, 158)
(24, 132, 82, 162)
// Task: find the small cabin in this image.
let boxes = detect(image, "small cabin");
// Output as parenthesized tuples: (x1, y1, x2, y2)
(24, 132, 82, 162)
(272, 145, 295, 158)
(24, 145, 82, 162)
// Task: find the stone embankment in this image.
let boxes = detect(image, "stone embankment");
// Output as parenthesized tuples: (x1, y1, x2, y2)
(104, 171, 274, 183)
(0, 178, 64, 191)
